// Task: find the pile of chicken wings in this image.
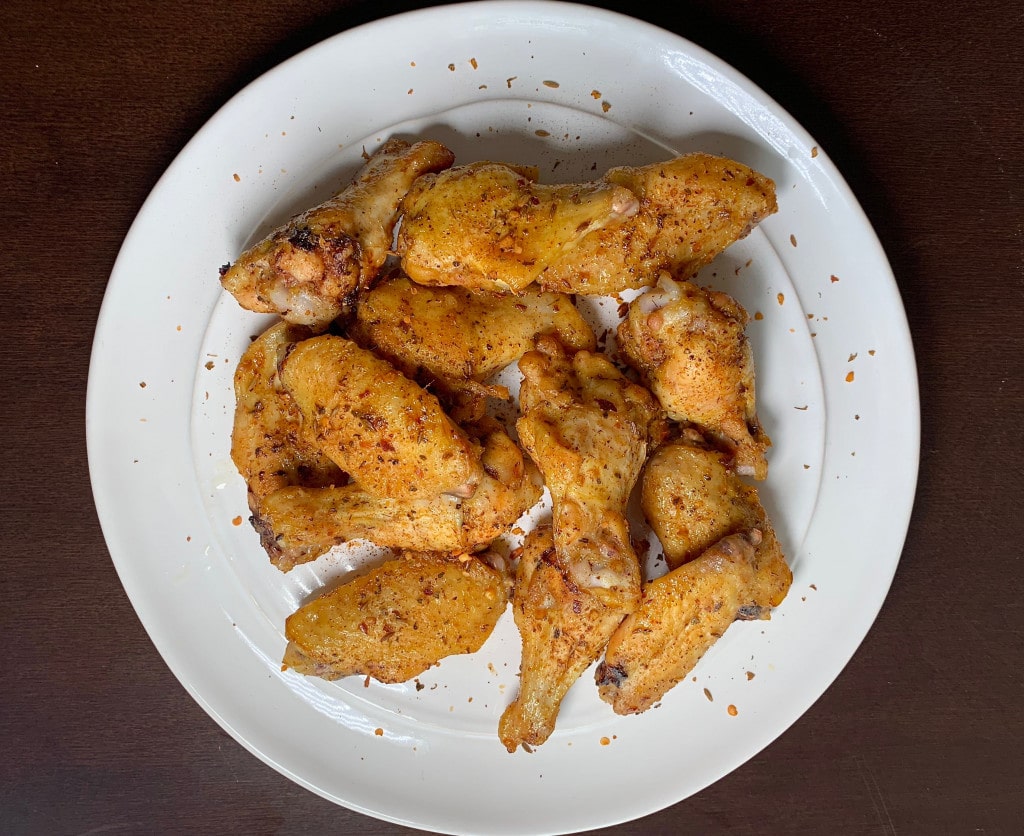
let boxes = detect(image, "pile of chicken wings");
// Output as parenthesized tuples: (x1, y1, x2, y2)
(221, 137, 791, 752)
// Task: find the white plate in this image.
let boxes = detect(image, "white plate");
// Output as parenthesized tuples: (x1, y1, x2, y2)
(87, 2, 919, 833)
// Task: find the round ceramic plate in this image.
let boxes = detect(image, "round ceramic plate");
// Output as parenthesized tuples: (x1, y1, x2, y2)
(87, 2, 919, 833)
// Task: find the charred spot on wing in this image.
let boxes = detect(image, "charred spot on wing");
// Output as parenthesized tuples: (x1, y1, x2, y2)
(595, 662, 628, 687)
(289, 226, 317, 251)
(218, 262, 232, 277)
(736, 604, 764, 620)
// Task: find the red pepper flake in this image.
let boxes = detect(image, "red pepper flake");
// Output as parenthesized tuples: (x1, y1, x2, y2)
(845, 371, 855, 383)
(703, 687, 713, 702)
(535, 129, 550, 137)
(753, 311, 764, 320)
(186, 536, 191, 542)
(470, 57, 478, 69)
(600, 736, 611, 746)
(410, 61, 416, 67)
(790, 234, 798, 247)
(777, 293, 785, 305)
(601, 101, 611, 112)
(727, 704, 738, 716)
(811, 146, 819, 158)
(231, 515, 242, 526)
(543, 79, 559, 88)
(868, 349, 876, 356)
(374, 727, 384, 736)
(232, 173, 240, 182)
(407, 88, 414, 95)
(810, 583, 818, 590)
(506, 76, 517, 88)
(139, 381, 147, 388)
(176, 325, 182, 332)
(848, 352, 858, 362)
(830, 274, 840, 283)
(448, 63, 455, 71)
(746, 671, 755, 681)
(591, 89, 601, 99)
(205, 361, 215, 370)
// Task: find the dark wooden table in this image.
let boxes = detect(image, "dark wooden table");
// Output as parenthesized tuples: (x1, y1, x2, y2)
(4, 1, 1021, 833)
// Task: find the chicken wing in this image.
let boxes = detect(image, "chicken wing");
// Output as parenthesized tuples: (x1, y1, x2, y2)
(595, 531, 762, 715)
(253, 418, 542, 569)
(278, 334, 483, 501)
(230, 321, 347, 569)
(539, 153, 777, 294)
(641, 434, 791, 615)
(397, 162, 639, 293)
(349, 272, 596, 419)
(220, 138, 455, 328)
(618, 274, 771, 479)
(499, 335, 661, 751)
(283, 551, 508, 683)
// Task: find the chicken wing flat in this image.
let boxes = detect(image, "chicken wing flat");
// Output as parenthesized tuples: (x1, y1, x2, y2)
(279, 334, 482, 500)
(283, 551, 508, 683)
(253, 418, 542, 569)
(539, 153, 777, 295)
(499, 335, 661, 751)
(349, 272, 596, 419)
(641, 435, 791, 615)
(397, 162, 639, 293)
(230, 322, 346, 567)
(595, 531, 761, 715)
(618, 274, 771, 479)
(220, 138, 454, 328)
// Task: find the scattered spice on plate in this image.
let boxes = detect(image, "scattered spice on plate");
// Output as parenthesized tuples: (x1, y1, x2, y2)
(727, 704, 738, 716)
(232, 516, 243, 526)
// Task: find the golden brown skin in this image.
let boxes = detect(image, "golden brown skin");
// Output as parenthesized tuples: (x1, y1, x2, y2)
(397, 162, 639, 293)
(540, 153, 778, 294)
(278, 334, 483, 501)
(283, 551, 508, 683)
(595, 531, 762, 714)
(230, 321, 347, 569)
(499, 335, 661, 751)
(254, 418, 542, 568)
(498, 526, 626, 752)
(641, 435, 791, 615)
(220, 139, 455, 328)
(618, 275, 771, 479)
(349, 272, 596, 419)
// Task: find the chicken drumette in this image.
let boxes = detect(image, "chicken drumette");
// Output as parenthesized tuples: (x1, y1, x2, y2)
(618, 274, 771, 479)
(221, 138, 454, 328)
(498, 335, 661, 752)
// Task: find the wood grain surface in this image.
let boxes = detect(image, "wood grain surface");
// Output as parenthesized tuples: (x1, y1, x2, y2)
(2, 1, 1021, 833)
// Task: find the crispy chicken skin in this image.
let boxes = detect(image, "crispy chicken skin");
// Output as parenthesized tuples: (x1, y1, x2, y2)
(283, 551, 508, 683)
(498, 525, 622, 752)
(397, 162, 639, 293)
(641, 435, 791, 614)
(595, 531, 762, 714)
(278, 334, 483, 501)
(349, 272, 596, 419)
(539, 153, 778, 294)
(220, 138, 455, 328)
(254, 418, 542, 569)
(499, 335, 661, 751)
(618, 274, 771, 479)
(230, 322, 346, 567)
